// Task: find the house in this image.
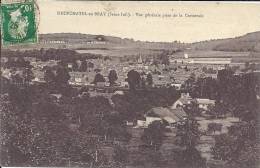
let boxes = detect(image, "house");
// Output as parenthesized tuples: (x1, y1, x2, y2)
(171, 83, 182, 90)
(124, 120, 134, 126)
(1, 68, 12, 79)
(136, 107, 187, 128)
(195, 98, 215, 110)
(136, 120, 146, 127)
(113, 90, 124, 95)
(120, 81, 129, 88)
(69, 72, 88, 85)
(171, 92, 193, 109)
(50, 93, 62, 102)
(96, 82, 106, 87)
(67, 63, 73, 69)
(171, 108, 188, 121)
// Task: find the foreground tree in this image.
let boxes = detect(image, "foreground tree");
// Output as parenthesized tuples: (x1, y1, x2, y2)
(79, 59, 88, 72)
(126, 70, 141, 91)
(182, 73, 196, 92)
(55, 66, 71, 87)
(22, 67, 34, 84)
(174, 146, 206, 168)
(183, 101, 201, 117)
(0, 88, 111, 167)
(207, 122, 222, 134)
(108, 70, 118, 86)
(44, 68, 56, 86)
(176, 118, 200, 147)
(72, 60, 79, 71)
(113, 145, 129, 163)
(93, 73, 105, 85)
(212, 121, 258, 168)
(141, 120, 166, 151)
(175, 118, 206, 168)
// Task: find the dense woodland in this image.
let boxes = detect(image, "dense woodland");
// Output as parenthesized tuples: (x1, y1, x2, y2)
(1, 49, 102, 62)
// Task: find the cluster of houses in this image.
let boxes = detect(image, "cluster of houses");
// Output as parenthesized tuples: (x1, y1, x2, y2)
(132, 92, 215, 128)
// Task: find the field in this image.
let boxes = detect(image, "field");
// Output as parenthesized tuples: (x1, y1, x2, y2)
(115, 117, 240, 168)
(76, 48, 164, 57)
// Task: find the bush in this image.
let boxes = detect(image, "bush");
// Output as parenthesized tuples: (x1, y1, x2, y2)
(207, 123, 223, 134)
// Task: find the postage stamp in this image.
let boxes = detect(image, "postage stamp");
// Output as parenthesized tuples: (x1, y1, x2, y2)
(1, 1, 37, 45)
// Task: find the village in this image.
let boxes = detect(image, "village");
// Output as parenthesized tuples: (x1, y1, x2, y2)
(1, 0, 260, 167)
(1, 44, 259, 168)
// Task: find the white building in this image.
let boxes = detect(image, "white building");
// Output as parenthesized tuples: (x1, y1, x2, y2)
(136, 107, 187, 128)
(171, 83, 182, 90)
(195, 98, 215, 110)
(171, 92, 193, 109)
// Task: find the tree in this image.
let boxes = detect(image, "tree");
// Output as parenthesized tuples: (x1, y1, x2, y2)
(183, 101, 201, 117)
(11, 73, 23, 84)
(141, 120, 166, 151)
(72, 60, 79, 71)
(233, 104, 257, 122)
(55, 66, 70, 86)
(244, 61, 250, 69)
(126, 70, 141, 91)
(79, 59, 88, 72)
(175, 118, 206, 168)
(140, 76, 146, 89)
(22, 67, 34, 84)
(1, 90, 75, 166)
(88, 62, 94, 69)
(207, 122, 222, 134)
(108, 70, 118, 86)
(146, 73, 153, 87)
(44, 68, 56, 86)
(174, 146, 206, 168)
(16, 57, 27, 67)
(161, 52, 170, 66)
(94, 68, 101, 73)
(113, 145, 129, 163)
(183, 73, 196, 91)
(211, 133, 237, 161)
(152, 59, 159, 67)
(93, 73, 105, 85)
(176, 118, 200, 147)
(212, 121, 257, 168)
(207, 102, 227, 119)
(146, 151, 164, 166)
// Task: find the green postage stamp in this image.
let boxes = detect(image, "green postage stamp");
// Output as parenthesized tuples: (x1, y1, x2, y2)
(1, 1, 37, 45)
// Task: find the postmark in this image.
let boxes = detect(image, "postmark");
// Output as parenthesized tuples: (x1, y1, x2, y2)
(1, 1, 37, 45)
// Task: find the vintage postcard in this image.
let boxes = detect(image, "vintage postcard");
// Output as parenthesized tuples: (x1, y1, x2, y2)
(1, 1, 260, 168)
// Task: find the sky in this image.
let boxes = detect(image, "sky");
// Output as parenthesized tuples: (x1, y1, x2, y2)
(37, 1, 260, 43)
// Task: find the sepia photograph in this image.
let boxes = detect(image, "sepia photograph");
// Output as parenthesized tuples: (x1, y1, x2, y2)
(1, 1, 260, 168)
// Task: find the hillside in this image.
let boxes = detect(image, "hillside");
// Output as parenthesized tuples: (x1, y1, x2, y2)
(38, 33, 186, 50)
(2, 31, 260, 58)
(2, 33, 187, 57)
(190, 31, 260, 52)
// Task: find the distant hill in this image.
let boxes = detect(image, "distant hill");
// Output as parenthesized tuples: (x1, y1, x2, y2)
(38, 33, 134, 44)
(2, 31, 260, 58)
(38, 31, 260, 53)
(2, 33, 186, 53)
(190, 31, 260, 52)
(38, 33, 185, 50)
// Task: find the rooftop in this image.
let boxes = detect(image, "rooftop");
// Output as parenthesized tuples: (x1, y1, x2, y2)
(146, 107, 187, 123)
